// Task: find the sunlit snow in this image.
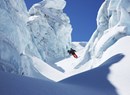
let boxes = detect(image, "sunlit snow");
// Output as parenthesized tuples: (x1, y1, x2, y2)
(0, 0, 130, 95)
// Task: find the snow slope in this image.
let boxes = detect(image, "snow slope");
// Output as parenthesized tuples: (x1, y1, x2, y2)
(71, 42, 87, 51)
(31, 0, 130, 93)
(0, 70, 107, 95)
(59, 0, 130, 70)
(28, 36, 130, 95)
(0, 36, 130, 95)
(99, 36, 130, 95)
(0, 0, 130, 95)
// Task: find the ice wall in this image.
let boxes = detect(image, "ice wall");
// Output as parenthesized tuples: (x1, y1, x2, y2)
(0, 0, 72, 77)
(83, 0, 130, 66)
(27, 0, 72, 64)
(0, 0, 41, 76)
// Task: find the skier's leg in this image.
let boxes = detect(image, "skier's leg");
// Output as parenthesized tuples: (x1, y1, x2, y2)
(73, 54, 78, 58)
(75, 54, 78, 58)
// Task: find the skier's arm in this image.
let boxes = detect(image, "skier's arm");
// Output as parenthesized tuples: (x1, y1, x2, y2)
(73, 48, 76, 52)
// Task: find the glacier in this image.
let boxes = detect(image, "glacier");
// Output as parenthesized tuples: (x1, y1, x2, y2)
(27, 0, 72, 64)
(0, 0, 72, 77)
(0, 0, 130, 95)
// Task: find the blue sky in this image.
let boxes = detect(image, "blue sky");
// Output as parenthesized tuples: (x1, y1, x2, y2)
(25, 0, 104, 41)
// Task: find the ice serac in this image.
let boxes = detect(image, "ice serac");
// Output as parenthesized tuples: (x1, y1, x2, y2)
(80, 0, 130, 68)
(0, 0, 29, 74)
(44, 0, 66, 10)
(0, 0, 41, 76)
(27, 0, 72, 64)
(0, 0, 72, 78)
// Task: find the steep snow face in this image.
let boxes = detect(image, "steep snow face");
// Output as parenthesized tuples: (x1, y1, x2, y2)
(27, 0, 72, 64)
(99, 36, 130, 95)
(81, 0, 130, 67)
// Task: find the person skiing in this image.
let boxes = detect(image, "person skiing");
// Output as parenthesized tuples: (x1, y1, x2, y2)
(67, 48, 78, 58)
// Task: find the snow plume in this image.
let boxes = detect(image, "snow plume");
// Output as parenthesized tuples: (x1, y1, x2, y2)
(28, 0, 72, 64)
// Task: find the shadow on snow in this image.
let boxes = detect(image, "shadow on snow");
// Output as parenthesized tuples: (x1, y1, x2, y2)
(0, 54, 124, 95)
(61, 53, 125, 95)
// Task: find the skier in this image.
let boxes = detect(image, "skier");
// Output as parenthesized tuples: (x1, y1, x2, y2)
(68, 48, 78, 58)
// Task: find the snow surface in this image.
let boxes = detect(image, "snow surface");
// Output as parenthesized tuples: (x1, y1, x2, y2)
(100, 36, 130, 95)
(71, 42, 87, 51)
(0, 0, 130, 95)
(0, 36, 130, 95)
